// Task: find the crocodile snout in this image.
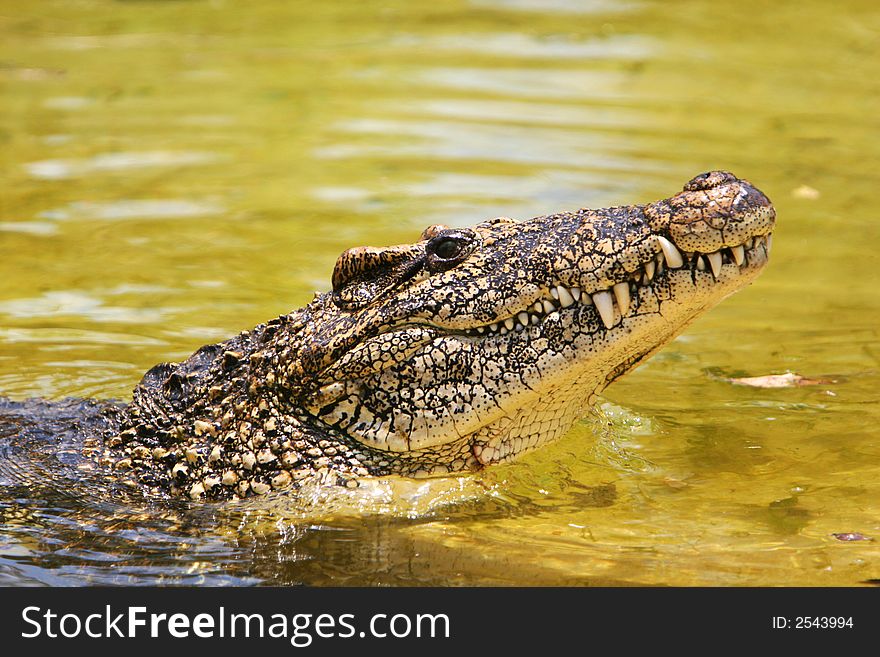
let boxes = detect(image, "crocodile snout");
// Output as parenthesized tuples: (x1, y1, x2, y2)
(683, 170, 739, 191)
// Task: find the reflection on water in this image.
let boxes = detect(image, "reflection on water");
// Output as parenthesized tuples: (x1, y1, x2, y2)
(0, 0, 878, 586)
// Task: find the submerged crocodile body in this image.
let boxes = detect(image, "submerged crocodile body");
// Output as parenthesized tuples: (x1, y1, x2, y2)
(0, 171, 775, 501)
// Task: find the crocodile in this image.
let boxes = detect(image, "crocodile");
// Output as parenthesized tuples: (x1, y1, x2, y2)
(0, 170, 775, 501)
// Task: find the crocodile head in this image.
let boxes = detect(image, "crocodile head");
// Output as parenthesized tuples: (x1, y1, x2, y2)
(282, 171, 774, 475)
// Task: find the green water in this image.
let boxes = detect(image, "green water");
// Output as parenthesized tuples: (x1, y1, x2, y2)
(0, 0, 878, 586)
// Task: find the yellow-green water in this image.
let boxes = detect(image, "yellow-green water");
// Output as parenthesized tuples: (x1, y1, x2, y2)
(1, 0, 878, 586)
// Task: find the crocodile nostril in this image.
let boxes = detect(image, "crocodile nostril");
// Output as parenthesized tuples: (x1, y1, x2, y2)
(683, 170, 738, 191)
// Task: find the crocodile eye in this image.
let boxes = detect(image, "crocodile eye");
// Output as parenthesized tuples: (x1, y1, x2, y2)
(433, 237, 462, 259)
(425, 230, 476, 271)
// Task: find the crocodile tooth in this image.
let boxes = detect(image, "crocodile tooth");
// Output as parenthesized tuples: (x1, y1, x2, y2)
(657, 236, 684, 269)
(582, 293, 593, 305)
(518, 312, 529, 326)
(707, 251, 722, 278)
(655, 253, 664, 274)
(499, 326, 508, 335)
(550, 287, 560, 300)
(731, 244, 745, 266)
(644, 259, 655, 281)
(744, 237, 754, 250)
(504, 318, 515, 330)
(533, 301, 543, 314)
(515, 321, 525, 331)
(530, 314, 540, 325)
(557, 286, 575, 308)
(542, 299, 555, 314)
(592, 290, 615, 329)
(570, 286, 581, 301)
(490, 322, 499, 332)
(477, 326, 485, 334)
(696, 255, 706, 271)
(766, 233, 773, 254)
(612, 282, 631, 315)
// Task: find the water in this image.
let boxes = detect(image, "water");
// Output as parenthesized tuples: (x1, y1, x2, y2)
(0, 0, 878, 586)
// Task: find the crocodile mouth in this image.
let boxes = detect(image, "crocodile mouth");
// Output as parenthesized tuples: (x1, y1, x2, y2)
(460, 231, 773, 337)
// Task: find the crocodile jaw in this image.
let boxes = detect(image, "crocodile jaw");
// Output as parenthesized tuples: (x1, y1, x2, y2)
(468, 233, 772, 466)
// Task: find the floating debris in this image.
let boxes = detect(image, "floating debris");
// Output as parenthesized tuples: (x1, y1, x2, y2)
(832, 532, 873, 542)
(727, 372, 834, 388)
(792, 184, 820, 200)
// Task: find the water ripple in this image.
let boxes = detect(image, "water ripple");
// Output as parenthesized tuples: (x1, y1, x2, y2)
(0, 291, 167, 323)
(414, 67, 626, 100)
(471, 0, 640, 14)
(320, 118, 651, 173)
(407, 33, 654, 60)
(25, 150, 222, 180)
(0, 222, 59, 236)
(38, 199, 225, 222)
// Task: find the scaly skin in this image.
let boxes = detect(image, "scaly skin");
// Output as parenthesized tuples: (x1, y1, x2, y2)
(65, 170, 774, 500)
